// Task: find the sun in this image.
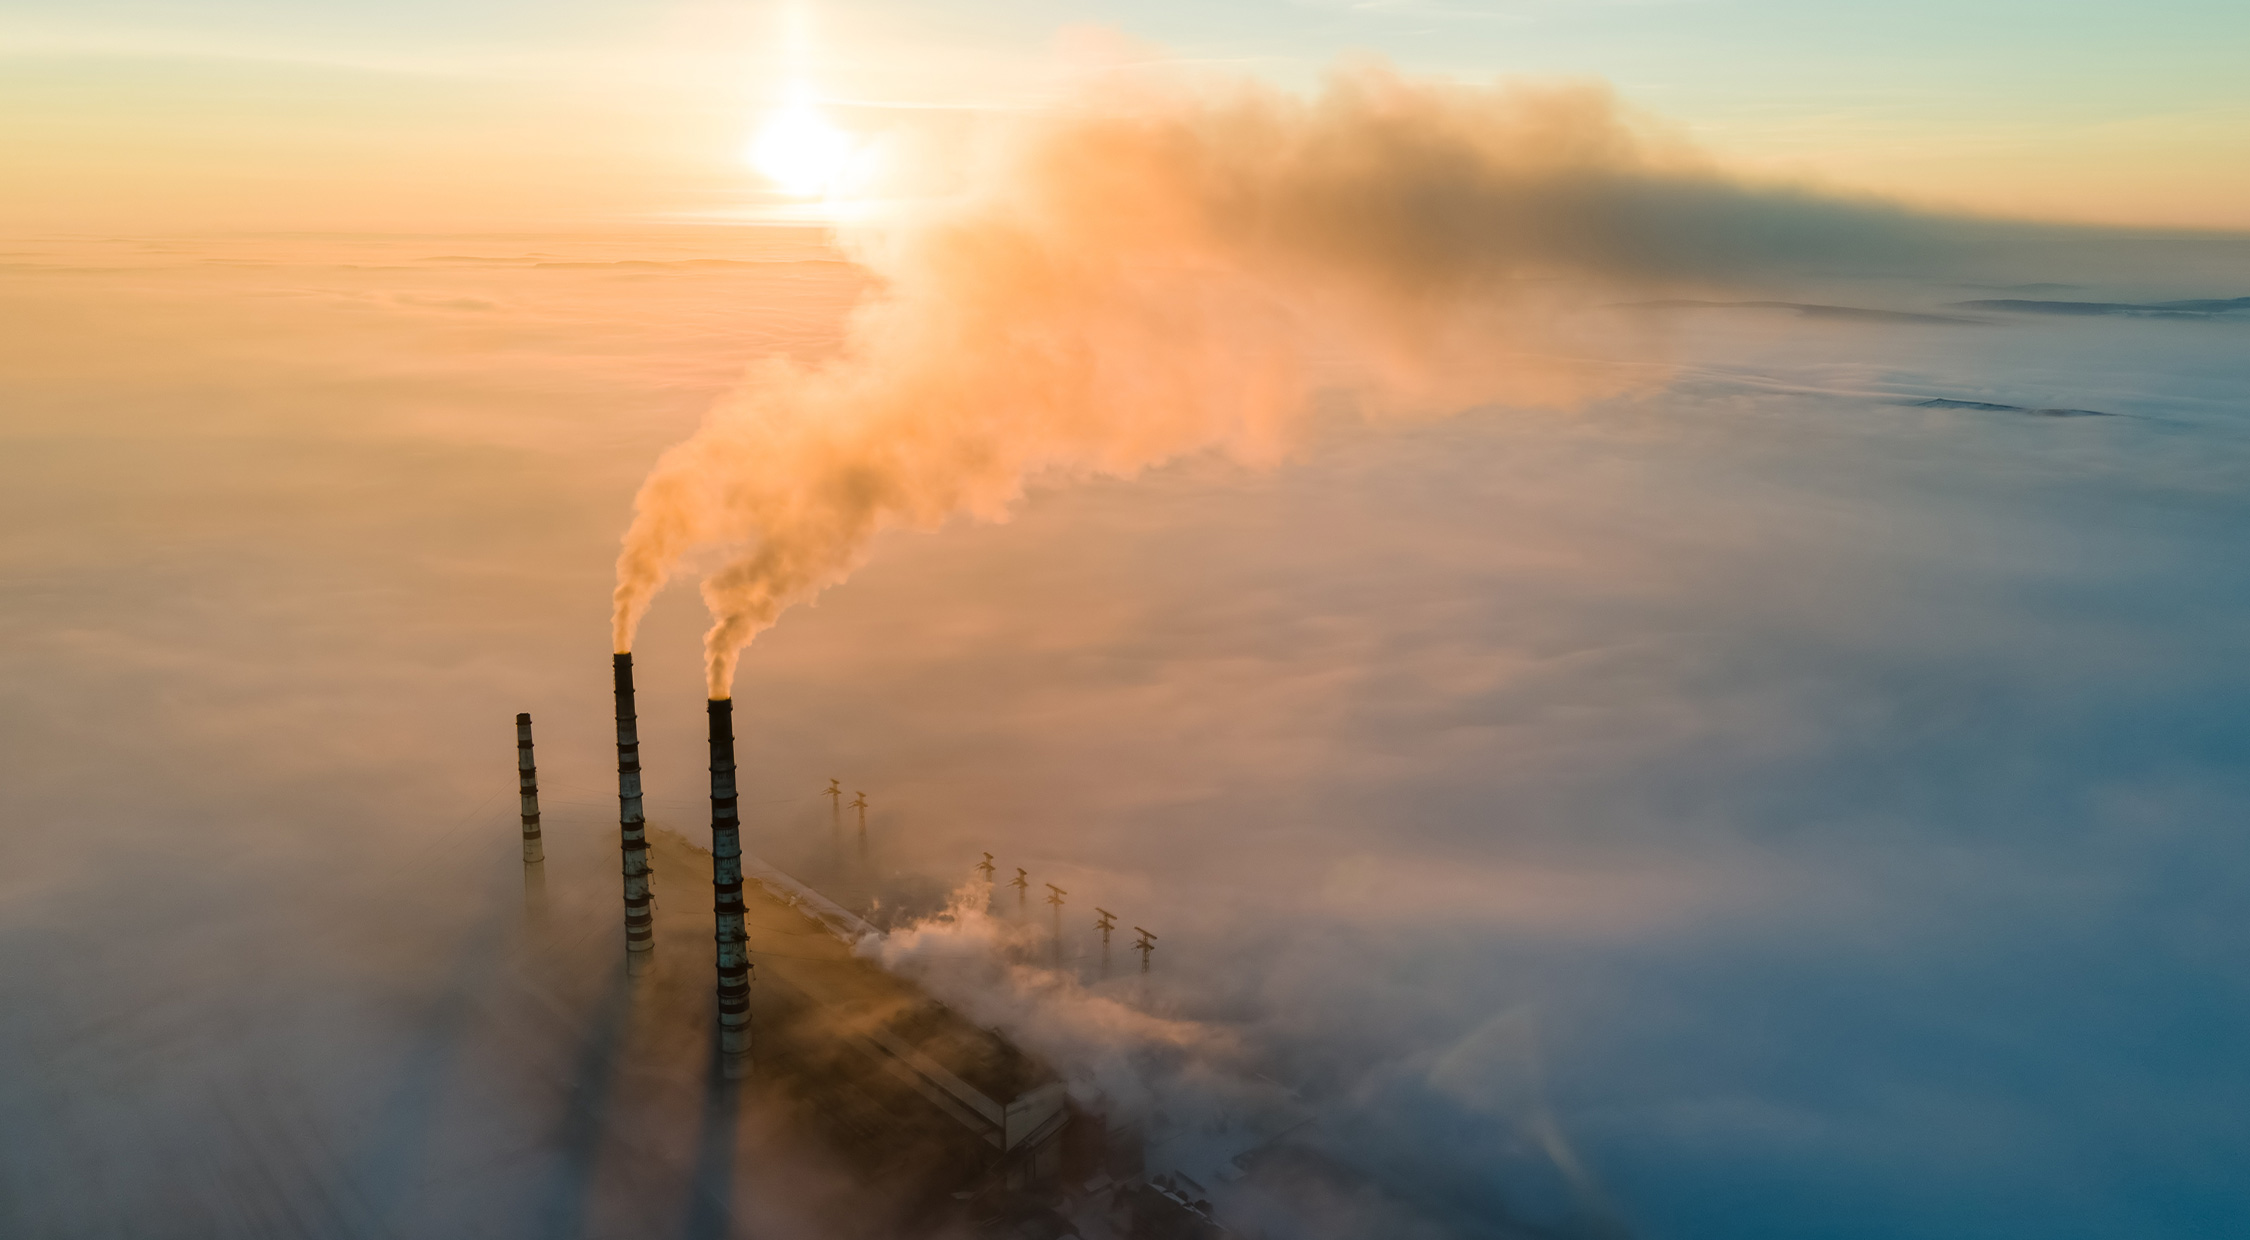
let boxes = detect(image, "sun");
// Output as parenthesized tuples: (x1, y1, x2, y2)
(749, 98, 854, 198)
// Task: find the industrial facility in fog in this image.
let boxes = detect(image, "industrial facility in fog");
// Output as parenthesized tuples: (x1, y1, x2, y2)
(494, 657, 1274, 1240)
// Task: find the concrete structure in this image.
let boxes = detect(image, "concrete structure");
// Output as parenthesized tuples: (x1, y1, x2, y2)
(612, 654, 654, 972)
(708, 698, 752, 1074)
(515, 712, 543, 864)
(643, 830, 1089, 1204)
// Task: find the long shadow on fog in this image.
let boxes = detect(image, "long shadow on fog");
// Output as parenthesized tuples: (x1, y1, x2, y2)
(680, 1042, 742, 1240)
(352, 893, 520, 1232)
(537, 961, 640, 1240)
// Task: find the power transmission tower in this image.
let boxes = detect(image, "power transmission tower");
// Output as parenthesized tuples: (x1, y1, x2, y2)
(1045, 884, 1068, 966)
(1095, 908, 1116, 977)
(1133, 926, 1157, 974)
(974, 852, 997, 912)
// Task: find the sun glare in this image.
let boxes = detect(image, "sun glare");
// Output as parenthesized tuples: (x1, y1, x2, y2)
(750, 99, 854, 198)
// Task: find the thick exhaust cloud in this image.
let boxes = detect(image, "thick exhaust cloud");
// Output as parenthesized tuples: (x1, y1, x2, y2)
(611, 63, 1964, 694)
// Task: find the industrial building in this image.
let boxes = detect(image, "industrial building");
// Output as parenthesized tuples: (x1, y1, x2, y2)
(512, 689, 1263, 1238)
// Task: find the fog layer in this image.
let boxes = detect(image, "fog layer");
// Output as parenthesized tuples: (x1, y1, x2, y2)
(2, 223, 2247, 1237)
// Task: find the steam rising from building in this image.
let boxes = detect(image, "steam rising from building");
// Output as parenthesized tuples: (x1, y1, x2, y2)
(610, 64, 1958, 695)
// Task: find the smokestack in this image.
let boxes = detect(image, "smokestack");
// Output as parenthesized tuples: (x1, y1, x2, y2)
(516, 713, 543, 864)
(708, 698, 752, 1075)
(614, 655, 654, 973)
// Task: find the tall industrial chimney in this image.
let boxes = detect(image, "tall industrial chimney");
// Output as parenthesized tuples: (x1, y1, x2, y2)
(614, 655, 654, 973)
(516, 713, 544, 864)
(708, 698, 752, 1075)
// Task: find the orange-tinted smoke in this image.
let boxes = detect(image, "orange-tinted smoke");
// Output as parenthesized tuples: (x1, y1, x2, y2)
(611, 64, 1948, 695)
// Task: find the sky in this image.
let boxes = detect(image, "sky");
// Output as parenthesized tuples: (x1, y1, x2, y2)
(4, 0, 2249, 231)
(3, 5, 2250, 1240)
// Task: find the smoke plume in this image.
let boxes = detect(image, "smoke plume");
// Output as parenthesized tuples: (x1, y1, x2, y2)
(612, 63, 1953, 694)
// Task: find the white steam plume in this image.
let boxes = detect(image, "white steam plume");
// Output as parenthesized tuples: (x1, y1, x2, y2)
(611, 64, 1950, 694)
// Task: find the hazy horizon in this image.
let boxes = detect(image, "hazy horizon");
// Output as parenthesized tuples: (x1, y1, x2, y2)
(5, 8, 2250, 1238)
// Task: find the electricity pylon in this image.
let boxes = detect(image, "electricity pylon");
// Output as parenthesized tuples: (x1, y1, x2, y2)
(1095, 908, 1116, 977)
(975, 852, 996, 912)
(1045, 884, 1068, 966)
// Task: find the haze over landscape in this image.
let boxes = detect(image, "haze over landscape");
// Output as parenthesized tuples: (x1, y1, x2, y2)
(3, 3, 2248, 1239)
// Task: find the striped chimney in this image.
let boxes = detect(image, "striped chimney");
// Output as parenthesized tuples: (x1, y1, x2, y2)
(614, 655, 654, 972)
(516, 713, 544, 864)
(708, 698, 752, 1073)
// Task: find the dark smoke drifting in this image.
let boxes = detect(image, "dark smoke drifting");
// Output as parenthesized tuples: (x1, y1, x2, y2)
(612, 64, 1954, 693)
